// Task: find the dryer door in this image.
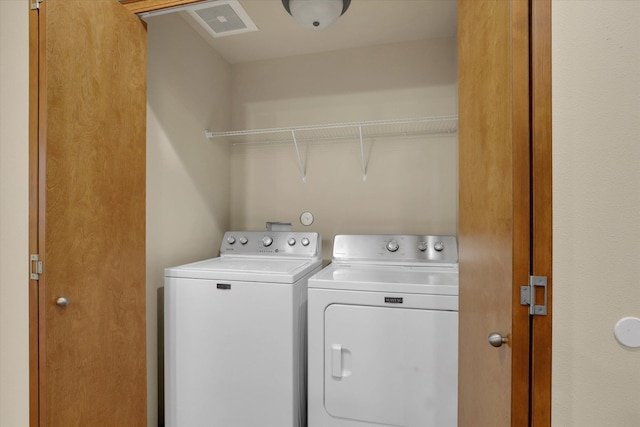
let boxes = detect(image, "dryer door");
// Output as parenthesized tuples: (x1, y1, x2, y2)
(324, 304, 458, 426)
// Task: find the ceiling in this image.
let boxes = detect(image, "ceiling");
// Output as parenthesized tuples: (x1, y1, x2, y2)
(176, 0, 458, 64)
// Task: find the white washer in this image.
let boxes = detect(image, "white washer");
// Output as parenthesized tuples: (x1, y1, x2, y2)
(308, 234, 458, 427)
(164, 231, 322, 427)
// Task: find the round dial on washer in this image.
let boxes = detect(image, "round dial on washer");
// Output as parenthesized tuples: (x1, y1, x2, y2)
(417, 241, 428, 251)
(227, 236, 236, 245)
(262, 236, 273, 247)
(301, 237, 310, 247)
(239, 236, 248, 245)
(386, 240, 400, 252)
(434, 241, 445, 252)
(287, 237, 297, 246)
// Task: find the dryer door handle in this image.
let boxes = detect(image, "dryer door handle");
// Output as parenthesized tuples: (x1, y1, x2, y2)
(331, 344, 343, 378)
(331, 344, 352, 378)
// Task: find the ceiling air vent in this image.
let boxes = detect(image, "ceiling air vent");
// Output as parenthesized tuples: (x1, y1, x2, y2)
(186, 0, 258, 38)
(137, 0, 258, 38)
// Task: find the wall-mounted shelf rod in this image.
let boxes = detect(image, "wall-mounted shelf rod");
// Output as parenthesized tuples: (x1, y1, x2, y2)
(204, 115, 458, 146)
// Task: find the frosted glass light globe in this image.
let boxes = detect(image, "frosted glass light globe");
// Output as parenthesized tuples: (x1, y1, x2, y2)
(289, 0, 344, 29)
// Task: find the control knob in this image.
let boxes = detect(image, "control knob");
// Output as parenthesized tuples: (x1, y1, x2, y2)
(239, 236, 248, 245)
(417, 241, 428, 252)
(226, 236, 236, 245)
(288, 237, 297, 246)
(386, 240, 399, 252)
(434, 241, 445, 252)
(301, 237, 310, 247)
(262, 236, 273, 247)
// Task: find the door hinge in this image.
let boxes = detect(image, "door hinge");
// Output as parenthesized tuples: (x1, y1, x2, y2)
(520, 275, 548, 316)
(30, 0, 43, 10)
(30, 254, 43, 280)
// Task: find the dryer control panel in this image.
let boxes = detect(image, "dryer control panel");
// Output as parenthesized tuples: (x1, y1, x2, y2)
(220, 231, 321, 258)
(332, 234, 458, 265)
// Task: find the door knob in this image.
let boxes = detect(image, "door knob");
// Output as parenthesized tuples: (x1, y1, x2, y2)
(488, 332, 508, 347)
(56, 297, 69, 307)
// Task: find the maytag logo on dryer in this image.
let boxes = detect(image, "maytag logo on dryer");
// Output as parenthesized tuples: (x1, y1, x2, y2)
(384, 297, 403, 304)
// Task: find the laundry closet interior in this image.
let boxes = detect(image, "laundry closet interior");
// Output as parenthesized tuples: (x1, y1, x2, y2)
(144, 0, 458, 424)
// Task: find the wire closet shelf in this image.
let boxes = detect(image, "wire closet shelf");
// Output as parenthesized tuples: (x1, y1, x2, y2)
(204, 115, 458, 182)
(204, 115, 458, 146)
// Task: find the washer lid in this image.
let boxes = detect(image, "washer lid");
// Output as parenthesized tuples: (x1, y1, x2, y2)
(308, 263, 458, 295)
(165, 257, 322, 283)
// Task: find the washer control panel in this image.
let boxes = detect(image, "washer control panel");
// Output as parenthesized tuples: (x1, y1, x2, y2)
(332, 234, 458, 264)
(220, 231, 321, 257)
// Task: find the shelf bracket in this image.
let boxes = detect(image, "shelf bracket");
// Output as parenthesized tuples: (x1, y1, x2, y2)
(358, 124, 367, 181)
(291, 130, 307, 183)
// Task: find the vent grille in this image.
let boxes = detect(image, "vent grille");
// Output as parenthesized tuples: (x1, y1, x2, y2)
(195, 4, 246, 34)
(188, 0, 258, 38)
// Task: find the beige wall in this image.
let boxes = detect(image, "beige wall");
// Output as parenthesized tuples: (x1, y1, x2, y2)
(229, 39, 458, 258)
(0, 1, 30, 426)
(552, 2, 640, 425)
(145, 12, 231, 426)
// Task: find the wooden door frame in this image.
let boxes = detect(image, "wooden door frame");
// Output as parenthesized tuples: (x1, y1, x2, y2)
(531, 0, 553, 425)
(28, 1, 40, 424)
(121, 0, 204, 14)
(28, 0, 553, 425)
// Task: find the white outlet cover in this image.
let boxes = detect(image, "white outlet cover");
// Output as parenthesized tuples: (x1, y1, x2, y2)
(300, 211, 314, 226)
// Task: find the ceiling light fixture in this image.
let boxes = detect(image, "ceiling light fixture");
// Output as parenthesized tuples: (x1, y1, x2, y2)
(282, 0, 351, 30)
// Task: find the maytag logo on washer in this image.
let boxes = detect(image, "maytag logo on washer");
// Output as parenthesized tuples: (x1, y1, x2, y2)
(384, 297, 403, 304)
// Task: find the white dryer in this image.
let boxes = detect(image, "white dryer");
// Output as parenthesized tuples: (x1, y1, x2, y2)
(307, 234, 458, 427)
(164, 231, 322, 427)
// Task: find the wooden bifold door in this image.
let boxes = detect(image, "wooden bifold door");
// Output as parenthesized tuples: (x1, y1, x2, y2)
(30, 1, 147, 425)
